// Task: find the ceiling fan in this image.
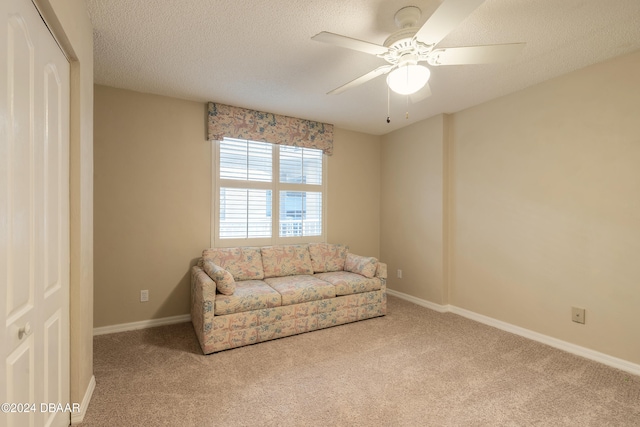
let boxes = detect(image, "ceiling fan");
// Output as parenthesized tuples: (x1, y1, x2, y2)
(311, 0, 525, 98)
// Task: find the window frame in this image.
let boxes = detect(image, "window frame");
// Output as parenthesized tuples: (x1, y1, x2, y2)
(211, 139, 327, 248)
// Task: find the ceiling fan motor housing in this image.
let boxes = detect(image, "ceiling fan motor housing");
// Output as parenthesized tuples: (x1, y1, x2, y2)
(384, 6, 423, 48)
(394, 6, 421, 28)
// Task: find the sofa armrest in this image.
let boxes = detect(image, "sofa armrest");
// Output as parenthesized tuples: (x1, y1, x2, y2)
(375, 262, 387, 280)
(191, 265, 216, 351)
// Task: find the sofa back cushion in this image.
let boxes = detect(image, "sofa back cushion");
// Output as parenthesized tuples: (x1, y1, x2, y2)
(202, 247, 264, 281)
(261, 245, 313, 278)
(344, 253, 378, 279)
(308, 243, 348, 273)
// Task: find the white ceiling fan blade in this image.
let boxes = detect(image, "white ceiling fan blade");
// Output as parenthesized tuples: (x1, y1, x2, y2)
(312, 31, 388, 56)
(428, 43, 525, 66)
(414, 0, 485, 47)
(327, 65, 393, 95)
(409, 83, 432, 103)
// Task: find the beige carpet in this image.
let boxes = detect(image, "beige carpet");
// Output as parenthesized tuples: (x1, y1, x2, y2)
(80, 296, 640, 426)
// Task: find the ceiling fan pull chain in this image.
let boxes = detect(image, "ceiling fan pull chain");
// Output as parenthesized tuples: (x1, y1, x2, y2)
(386, 85, 391, 123)
(406, 95, 409, 119)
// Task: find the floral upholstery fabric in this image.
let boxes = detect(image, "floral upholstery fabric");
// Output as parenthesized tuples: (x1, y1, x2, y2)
(207, 102, 334, 156)
(190, 266, 216, 348)
(255, 303, 317, 323)
(314, 290, 384, 313)
(214, 280, 281, 315)
(308, 243, 348, 273)
(202, 259, 235, 295)
(202, 247, 264, 281)
(211, 289, 383, 332)
(263, 275, 335, 305)
(260, 245, 313, 278)
(375, 262, 387, 279)
(191, 243, 388, 354)
(314, 271, 381, 296)
(344, 252, 378, 279)
(204, 289, 385, 353)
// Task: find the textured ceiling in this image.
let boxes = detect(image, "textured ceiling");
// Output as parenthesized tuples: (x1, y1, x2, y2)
(86, 0, 640, 135)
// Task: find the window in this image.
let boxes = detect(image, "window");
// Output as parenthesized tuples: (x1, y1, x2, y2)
(213, 138, 325, 246)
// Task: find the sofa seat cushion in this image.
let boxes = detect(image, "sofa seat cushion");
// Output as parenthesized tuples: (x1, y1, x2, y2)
(263, 275, 336, 305)
(261, 245, 313, 278)
(314, 271, 381, 296)
(214, 280, 281, 315)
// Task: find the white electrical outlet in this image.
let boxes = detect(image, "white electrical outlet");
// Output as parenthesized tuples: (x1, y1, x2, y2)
(397, 269, 402, 279)
(140, 290, 149, 302)
(571, 307, 585, 324)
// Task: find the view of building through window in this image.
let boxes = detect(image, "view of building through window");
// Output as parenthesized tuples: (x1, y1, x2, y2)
(217, 138, 323, 241)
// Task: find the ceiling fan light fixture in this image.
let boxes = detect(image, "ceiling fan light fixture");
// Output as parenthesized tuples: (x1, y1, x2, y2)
(386, 64, 430, 95)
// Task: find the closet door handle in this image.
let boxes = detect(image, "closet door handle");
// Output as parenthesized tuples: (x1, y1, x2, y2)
(18, 322, 32, 339)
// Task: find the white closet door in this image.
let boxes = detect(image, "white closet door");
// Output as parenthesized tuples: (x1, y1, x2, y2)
(1, 0, 70, 426)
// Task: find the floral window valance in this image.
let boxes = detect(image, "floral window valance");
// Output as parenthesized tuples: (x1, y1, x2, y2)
(207, 102, 334, 156)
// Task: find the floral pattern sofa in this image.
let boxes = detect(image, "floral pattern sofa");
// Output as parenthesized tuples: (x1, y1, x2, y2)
(191, 243, 387, 354)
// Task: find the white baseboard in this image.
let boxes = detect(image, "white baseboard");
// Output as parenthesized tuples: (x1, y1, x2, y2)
(71, 375, 95, 425)
(386, 288, 450, 313)
(449, 306, 640, 376)
(387, 290, 640, 377)
(93, 314, 191, 336)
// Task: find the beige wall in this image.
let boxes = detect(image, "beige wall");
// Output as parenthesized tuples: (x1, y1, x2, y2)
(450, 50, 640, 364)
(381, 50, 640, 365)
(328, 128, 381, 257)
(381, 115, 449, 304)
(93, 86, 381, 327)
(34, 0, 94, 411)
(94, 86, 211, 327)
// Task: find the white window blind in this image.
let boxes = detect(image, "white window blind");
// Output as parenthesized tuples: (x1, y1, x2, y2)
(213, 138, 325, 246)
(220, 139, 272, 182)
(219, 188, 272, 239)
(279, 145, 322, 185)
